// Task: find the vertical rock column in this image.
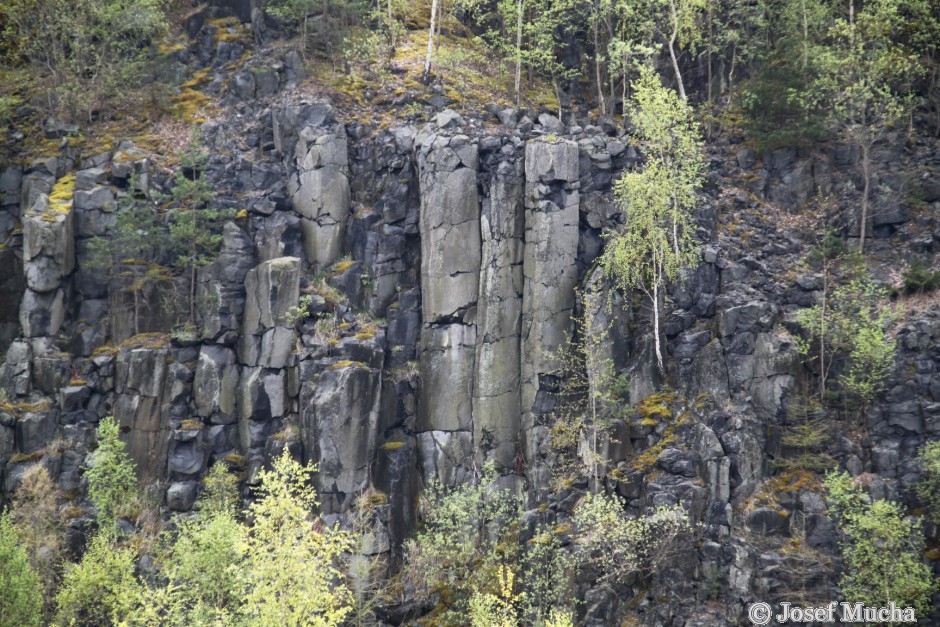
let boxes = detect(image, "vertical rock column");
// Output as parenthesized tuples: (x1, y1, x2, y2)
(20, 193, 74, 341)
(473, 157, 524, 471)
(113, 345, 172, 483)
(237, 257, 300, 471)
(415, 127, 481, 484)
(289, 126, 351, 270)
(303, 354, 384, 513)
(521, 139, 580, 493)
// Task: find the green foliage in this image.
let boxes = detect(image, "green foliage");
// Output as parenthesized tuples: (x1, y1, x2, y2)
(86, 180, 166, 336)
(794, 272, 899, 421)
(738, 54, 829, 150)
(402, 465, 579, 623)
(147, 514, 243, 625)
(520, 525, 575, 622)
(602, 66, 704, 372)
(0, 0, 168, 120)
(0, 94, 21, 125)
(265, 0, 320, 58)
(344, 491, 392, 627)
(550, 282, 628, 488)
(467, 565, 524, 627)
(199, 462, 240, 518)
(11, 465, 65, 619)
(807, 228, 847, 264)
(813, 0, 920, 251)
(823, 470, 936, 614)
(734, 0, 834, 148)
(135, 464, 244, 626)
(776, 399, 835, 471)
(902, 259, 940, 294)
(159, 132, 228, 325)
(286, 294, 314, 326)
(84, 416, 139, 529)
(53, 531, 142, 627)
(915, 441, 940, 525)
(572, 492, 692, 586)
(266, 0, 367, 63)
(402, 463, 521, 620)
(0, 510, 42, 627)
(239, 449, 353, 626)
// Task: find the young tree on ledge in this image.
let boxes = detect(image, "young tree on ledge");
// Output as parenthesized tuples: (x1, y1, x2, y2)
(602, 67, 705, 374)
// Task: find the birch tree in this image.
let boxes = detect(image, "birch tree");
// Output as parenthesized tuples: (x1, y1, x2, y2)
(814, 0, 918, 252)
(602, 67, 704, 374)
(423, 0, 440, 81)
(651, 0, 706, 100)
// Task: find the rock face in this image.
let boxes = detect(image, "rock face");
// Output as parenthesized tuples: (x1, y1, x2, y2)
(238, 256, 300, 366)
(414, 122, 481, 482)
(113, 345, 173, 482)
(197, 222, 256, 342)
(521, 139, 580, 491)
(20, 194, 74, 338)
(2, 59, 940, 625)
(0, 248, 25, 353)
(304, 359, 382, 511)
(473, 157, 524, 471)
(416, 128, 481, 322)
(289, 127, 350, 270)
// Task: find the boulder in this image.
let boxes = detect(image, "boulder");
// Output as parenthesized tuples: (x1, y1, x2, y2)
(167, 481, 199, 511)
(23, 195, 75, 292)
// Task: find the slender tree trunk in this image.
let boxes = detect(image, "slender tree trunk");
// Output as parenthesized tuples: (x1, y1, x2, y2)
(593, 5, 606, 115)
(190, 205, 197, 325)
(801, 0, 809, 70)
(706, 0, 713, 137)
(621, 49, 628, 117)
(729, 42, 737, 91)
(423, 0, 439, 82)
(859, 143, 870, 253)
(592, 420, 599, 492)
(514, 0, 523, 106)
(190, 257, 197, 325)
(435, 0, 443, 52)
(589, 362, 599, 492)
(388, 0, 395, 51)
(133, 274, 140, 336)
(653, 269, 664, 374)
(666, 0, 687, 100)
(819, 265, 828, 399)
(554, 76, 562, 120)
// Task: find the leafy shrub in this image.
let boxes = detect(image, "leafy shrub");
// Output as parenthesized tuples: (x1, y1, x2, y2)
(573, 493, 692, 586)
(824, 471, 936, 614)
(902, 259, 940, 295)
(239, 449, 353, 626)
(0, 0, 168, 120)
(53, 531, 142, 627)
(10, 465, 64, 618)
(915, 442, 940, 525)
(738, 51, 828, 151)
(0, 510, 42, 627)
(401, 464, 521, 620)
(85, 417, 139, 529)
